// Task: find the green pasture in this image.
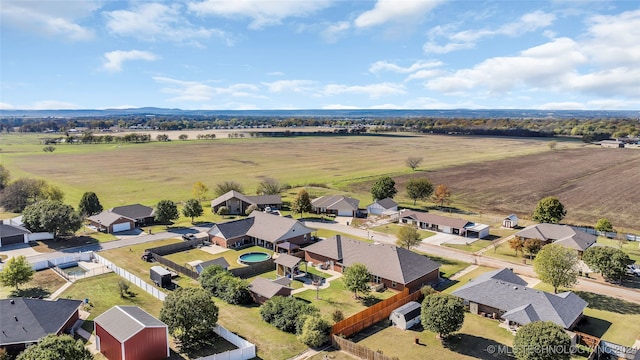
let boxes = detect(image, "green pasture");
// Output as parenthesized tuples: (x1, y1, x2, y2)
(0, 133, 561, 209)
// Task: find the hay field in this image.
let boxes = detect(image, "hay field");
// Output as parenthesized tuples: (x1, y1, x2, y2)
(1, 133, 562, 208)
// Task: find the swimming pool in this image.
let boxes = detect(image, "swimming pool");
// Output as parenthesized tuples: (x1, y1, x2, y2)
(238, 252, 271, 264)
(58, 262, 88, 277)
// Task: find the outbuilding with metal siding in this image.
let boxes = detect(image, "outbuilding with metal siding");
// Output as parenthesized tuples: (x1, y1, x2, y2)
(94, 305, 169, 360)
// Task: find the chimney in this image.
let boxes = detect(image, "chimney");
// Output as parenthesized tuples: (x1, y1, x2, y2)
(336, 235, 343, 260)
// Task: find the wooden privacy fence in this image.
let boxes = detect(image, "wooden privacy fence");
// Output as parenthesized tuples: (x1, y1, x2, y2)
(229, 259, 275, 279)
(152, 254, 199, 279)
(331, 335, 395, 360)
(331, 288, 422, 337)
(146, 238, 204, 256)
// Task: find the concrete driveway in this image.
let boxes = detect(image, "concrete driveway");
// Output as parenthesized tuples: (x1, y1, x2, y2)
(0, 243, 41, 259)
(422, 233, 470, 245)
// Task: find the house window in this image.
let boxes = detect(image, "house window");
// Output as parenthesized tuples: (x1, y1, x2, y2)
(372, 275, 381, 283)
(391, 281, 396, 288)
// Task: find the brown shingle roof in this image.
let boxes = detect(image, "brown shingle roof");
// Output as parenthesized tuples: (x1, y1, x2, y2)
(400, 210, 471, 229)
(515, 224, 596, 251)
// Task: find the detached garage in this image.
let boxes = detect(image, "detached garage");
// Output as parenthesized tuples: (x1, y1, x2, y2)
(88, 212, 134, 234)
(0, 224, 30, 247)
(95, 305, 169, 360)
(390, 301, 422, 330)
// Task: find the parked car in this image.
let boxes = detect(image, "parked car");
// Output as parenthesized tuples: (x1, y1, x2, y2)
(182, 233, 196, 241)
(626, 264, 640, 276)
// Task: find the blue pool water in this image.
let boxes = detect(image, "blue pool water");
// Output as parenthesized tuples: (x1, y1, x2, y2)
(239, 252, 271, 264)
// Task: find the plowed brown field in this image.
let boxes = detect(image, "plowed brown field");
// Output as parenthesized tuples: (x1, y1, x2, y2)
(355, 148, 640, 230)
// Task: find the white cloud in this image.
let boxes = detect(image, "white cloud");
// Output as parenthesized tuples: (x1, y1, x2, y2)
(0, 102, 15, 110)
(581, 9, 640, 67)
(267, 71, 285, 76)
(321, 21, 350, 43)
(262, 80, 316, 93)
(587, 99, 640, 110)
(354, 0, 443, 28)
(322, 104, 361, 110)
(536, 102, 587, 110)
(104, 3, 232, 45)
(322, 83, 405, 98)
(405, 69, 442, 81)
(103, 50, 159, 72)
(188, 0, 332, 29)
(423, 41, 475, 54)
(369, 60, 442, 74)
(31, 100, 79, 110)
(153, 77, 264, 102)
(0, 0, 97, 40)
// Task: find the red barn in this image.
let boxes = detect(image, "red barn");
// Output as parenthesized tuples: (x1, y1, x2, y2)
(94, 306, 169, 360)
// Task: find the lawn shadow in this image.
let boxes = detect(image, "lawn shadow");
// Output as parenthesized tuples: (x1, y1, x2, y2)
(361, 295, 383, 307)
(11, 286, 51, 298)
(427, 255, 461, 266)
(435, 279, 457, 291)
(574, 315, 612, 338)
(443, 333, 512, 360)
(574, 291, 640, 314)
(350, 320, 391, 343)
(33, 236, 100, 252)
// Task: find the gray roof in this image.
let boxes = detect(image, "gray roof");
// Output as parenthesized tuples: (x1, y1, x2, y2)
(150, 266, 171, 276)
(0, 224, 31, 238)
(515, 224, 596, 251)
(312, 195, 359, 211)
(87, 211, 132, 226)
(400, 210, 471, 229)
(195, 258, 230, 274)
(110, 204, 154, 220)
(392, 301, 421, 320)
(452, 268, 587, 328)
(274, 254, 303, 268)
(210, 190, 282, 208)
(208, 212, 312, 243)
(0, 298, 82, 346)
(248, 277, 291, 299)
(370, 197, 398, 209)
(304, 235, 440, 284)
(94, 306, 166, 342)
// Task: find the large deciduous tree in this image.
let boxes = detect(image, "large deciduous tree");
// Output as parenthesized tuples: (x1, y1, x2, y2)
(0, 164, 10, 190)
(16, 334, 93, 360)
(421, 293, 465, 339)
(532, 196, 566, 224)
(582, 246, 633, 282)
(343, 263, 371, 299)
(432, 184, 452, 208)
(22, 200, 82, 238)
(0, 178, 50, 212)
(256, 177, 283, 195)
(513, 321, 571, 360)
(509, 236, 525, 257)
(406, 178, 434, 205)
(533, 244, 578, 293)
(0, 255, 35, 290)
(160, 288, 219, 355)
(297, 315, 331, 347)
(215, 180, 244, 197)
(182, 198, 204, 223)
(78, 191, 103, 217)
(406, 157, 423, 171)
(523, 238, 543, 259)
(291, 189, 312, 218)
(192, 181, 209, 201)
(154, 200, 179, 224)
(396, 225, 421, 250)
(371, 176, 397, 200)
(260, 296, 319, 334)
(595, 218, 613, 233)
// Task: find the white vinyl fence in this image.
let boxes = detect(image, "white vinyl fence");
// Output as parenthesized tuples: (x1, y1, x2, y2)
(93, 253, 166, 301)
(31, 252, 94, 271)
(194, 325, 256, 360)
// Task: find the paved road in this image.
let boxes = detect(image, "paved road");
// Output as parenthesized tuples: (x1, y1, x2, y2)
(305, 220, 640, 304)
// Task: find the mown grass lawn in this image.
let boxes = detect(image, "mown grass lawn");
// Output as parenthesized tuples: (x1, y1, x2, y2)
(413, 251, 470, 279)
(0, 268, 67, 299)
(371, 223, 436, 239)
(596, 237, 640, 263)
(442, 266, 494, 294)
(357, 313, 514, 360)
(482, 242, 531, 264)
(445, 239, 494, 253)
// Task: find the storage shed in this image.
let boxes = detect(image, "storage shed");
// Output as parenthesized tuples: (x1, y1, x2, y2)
(94, 305, 169, 360)
(503, 214, 519, 228)
(389, 301, 422, 330)
(150, 266, 171, 288)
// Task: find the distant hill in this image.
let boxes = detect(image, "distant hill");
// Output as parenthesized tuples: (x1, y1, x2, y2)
(1, 108, 638, 119)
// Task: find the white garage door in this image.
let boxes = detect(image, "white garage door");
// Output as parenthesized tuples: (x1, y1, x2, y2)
(337, 210, 352, 216)
(112, 222, 132, 233)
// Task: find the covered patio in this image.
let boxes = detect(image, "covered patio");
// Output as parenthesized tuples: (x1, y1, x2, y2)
(274, 254, 307, 279)
(275, 241, 300, 254)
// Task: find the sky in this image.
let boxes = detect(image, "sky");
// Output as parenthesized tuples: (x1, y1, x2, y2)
(1, 0, 639, 111)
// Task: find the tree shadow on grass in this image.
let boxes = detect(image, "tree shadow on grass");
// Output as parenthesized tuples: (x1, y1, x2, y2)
(573, 315, 611, 338)
(33, 236, 99, 252)
(443, 334, 512, 360)
(361, 295, 383, 307)
(11, 286, 51, 298)
(574, 291, 640, 314)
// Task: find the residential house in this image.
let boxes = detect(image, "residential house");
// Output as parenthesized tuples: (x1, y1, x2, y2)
(248, 277, 293, 304)
(207, 211, 313, 251)
(0, 298, 82, 352)
(400, 210, 490, 238)
(87, 212, 135, 234)
(304, 235, 441, 292)
(366, 198, 398, 216)
(515, 223, 596, 257)
(452, 268, 587, 330)
(599, 140, 624, 148)
(94, 305, 169, 360)
(311, 195, 360, 217)
(210, 190, 282, 215)
(0, 224, 31, 247)
(389, 301, 422, 330)
(110, 204, 155, 226)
